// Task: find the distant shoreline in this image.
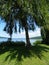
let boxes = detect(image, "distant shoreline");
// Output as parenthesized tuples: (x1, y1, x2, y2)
(30, 36, 42, 39)
(0, 36, 41, 39)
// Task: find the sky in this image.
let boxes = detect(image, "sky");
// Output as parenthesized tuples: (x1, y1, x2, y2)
(0, 18, 41, 38)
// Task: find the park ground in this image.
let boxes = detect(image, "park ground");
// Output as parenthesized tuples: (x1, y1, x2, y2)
(0, 41, 49, 65)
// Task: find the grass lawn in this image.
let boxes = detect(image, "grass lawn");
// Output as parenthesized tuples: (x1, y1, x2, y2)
(0, 41, 49, 65)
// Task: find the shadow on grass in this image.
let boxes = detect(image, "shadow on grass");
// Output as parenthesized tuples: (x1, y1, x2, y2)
(0, 41, 49, 65)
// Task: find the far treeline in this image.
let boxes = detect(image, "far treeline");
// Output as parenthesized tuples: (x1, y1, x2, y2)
(0, 0, 49, 46)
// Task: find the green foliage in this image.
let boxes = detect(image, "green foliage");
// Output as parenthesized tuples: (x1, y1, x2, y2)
(41, 24, 49, 44)
(0, 0, 35, 34)
(0, 0, 49, 28)
(0, 0, 49, 44)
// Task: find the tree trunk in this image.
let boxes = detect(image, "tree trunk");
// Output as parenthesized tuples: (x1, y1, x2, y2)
(10, 34, 12, 41)
(8, 34, 12, 42)
(25, 26, 31, 47)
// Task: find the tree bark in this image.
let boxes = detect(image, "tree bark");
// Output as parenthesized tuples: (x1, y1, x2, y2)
(25, 26, 31, 47)
(8, 34, 12, 42)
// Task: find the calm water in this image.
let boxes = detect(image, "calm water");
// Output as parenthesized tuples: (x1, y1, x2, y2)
(0, 37, 42, 45)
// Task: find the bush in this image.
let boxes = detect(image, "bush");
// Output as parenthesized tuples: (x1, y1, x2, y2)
(41, 26, 49, 45)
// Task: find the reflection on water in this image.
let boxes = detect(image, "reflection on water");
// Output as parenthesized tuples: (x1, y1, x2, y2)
(0, 37, 42, 45)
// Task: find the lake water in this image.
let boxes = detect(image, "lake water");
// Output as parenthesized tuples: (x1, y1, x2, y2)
(0, 37, 42, 45)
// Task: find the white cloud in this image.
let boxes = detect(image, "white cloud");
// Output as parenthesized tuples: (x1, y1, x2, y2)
(12, 28, 41, 38)
(0, 31, 10, 38)
(0, 20, 41, 38)
(29, 28, 41, 38)
(0, 28, 41, 38)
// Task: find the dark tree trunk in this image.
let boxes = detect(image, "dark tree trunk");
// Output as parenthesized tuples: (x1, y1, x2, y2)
(10, 34, 12, 41)
(8, 34, 12, 42)
(25, 26, 31, 47)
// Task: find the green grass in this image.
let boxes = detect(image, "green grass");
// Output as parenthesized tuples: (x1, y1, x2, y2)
(0, 41, 49, 65)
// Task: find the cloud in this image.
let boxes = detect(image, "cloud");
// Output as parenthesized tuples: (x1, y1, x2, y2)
(29, 28, 41, 38)
(0, 27, 41, 38)
(12, 28, 41, 38)
(0, 20, 41, 38)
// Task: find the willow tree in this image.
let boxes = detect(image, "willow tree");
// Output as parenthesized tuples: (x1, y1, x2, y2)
(0, 0, 35, 47)
(31, 0, 49, 44)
